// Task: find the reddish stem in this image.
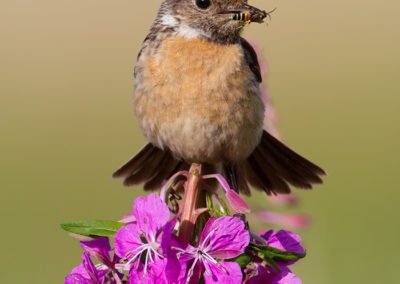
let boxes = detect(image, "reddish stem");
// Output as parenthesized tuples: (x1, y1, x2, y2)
(179, 163, 202, 243)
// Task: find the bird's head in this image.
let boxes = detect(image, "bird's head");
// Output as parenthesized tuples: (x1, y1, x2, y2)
(156, 0, 268, 44)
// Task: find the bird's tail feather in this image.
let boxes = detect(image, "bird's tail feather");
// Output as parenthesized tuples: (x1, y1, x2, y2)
(113, 143, 185, 191)
(113, 131, 325, 194)
(243, 131, 325, 194)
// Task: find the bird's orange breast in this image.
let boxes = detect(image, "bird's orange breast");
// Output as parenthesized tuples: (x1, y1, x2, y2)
(134, 36, 264, 163)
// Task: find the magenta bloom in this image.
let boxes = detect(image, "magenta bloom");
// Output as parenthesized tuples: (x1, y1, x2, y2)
(261, 230, 305, 263)
(66, 237, 121, 284)
(128, 258, 173, 284)
(80, 237, 115, 270)
(65, 252, 108, 284)
(257, 211, 312, 230)
(202, 174, 250, 213)
(114, 194, 171, 276)
(172, 216, 250, 284)
(247, 230, 304, 284)
(246, 265, 301, 284)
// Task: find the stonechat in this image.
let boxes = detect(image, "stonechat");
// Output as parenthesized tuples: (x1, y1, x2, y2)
(113, 0, 325, 195)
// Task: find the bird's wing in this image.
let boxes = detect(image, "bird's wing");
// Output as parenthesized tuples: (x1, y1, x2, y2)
(239, 37, 262, 83)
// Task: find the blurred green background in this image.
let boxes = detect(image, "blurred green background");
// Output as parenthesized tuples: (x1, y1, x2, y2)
(1, 0, 399, 283)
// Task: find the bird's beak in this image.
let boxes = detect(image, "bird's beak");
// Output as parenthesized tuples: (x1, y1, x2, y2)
(239, 2, 267, 21)
(218, 2, 268, 23)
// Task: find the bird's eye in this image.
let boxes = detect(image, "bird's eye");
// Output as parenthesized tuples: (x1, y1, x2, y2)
(195, 0, 211, 9)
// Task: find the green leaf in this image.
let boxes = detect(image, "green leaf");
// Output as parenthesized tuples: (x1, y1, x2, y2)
(60, 220, 126, 237)
(228, 253, 252, 269)
(248, 242, 306, 263)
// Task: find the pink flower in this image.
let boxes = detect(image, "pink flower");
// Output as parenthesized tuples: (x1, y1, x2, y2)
(128, 259, 165, 283)
(261, 230, 305, 260)
(65, 252, 109, 284)
(246, 265, 301, 284)
(257, 211, 312, 230)
(202, 173, 250, 214)
(247, 230, 304, 284)
(114, 194, 175, 281)
(80, 237, 115, 269)
(267, 194, 299, 206)
(66, 237, 122, 284)
(171, 216, 250, 284)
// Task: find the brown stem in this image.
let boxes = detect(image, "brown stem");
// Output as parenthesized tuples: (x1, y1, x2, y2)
(179, 163, 202, 243)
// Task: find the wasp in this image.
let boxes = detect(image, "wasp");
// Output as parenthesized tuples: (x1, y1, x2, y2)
(230, 7, 276, 29)
(230, 12, 252, 22)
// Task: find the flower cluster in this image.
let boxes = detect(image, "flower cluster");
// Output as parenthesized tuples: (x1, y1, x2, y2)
(64, 191, 305, 284)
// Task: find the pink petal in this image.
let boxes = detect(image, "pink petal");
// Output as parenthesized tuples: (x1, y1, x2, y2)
(202, 174, 231, 193)
(68, 233, 101, 242)
(129, 260, 165, 284)
(80, 237, 111, 265)
(281, 215, 312, 230)
(205, 216, 249, 255)
(134, 194, 170, 240)
(170, 236, 195, 264)
(160, 217, 183, 283)
(226, 189, 250, 213)
(188, 263, 203, 284)
(160, 170, 188, 201)
(208, 249, 245, 260)
(166, 251, 188, 284)
(81, 252, 101, 279)
(203, 261, 243, 284)
(267, 194, 299, 206)
(259, 230, 275, 243)
(269, 267, 302, 284)
(199, 216, 216, 245)
(119, 211, 136, 224)
(128, 258, 181, 284)
(260, 230, 305, 266)
(114, 223, 143, 259)
(258, 212, 281, 225)
(249, 265, 301, 284)
(67, 264, 90, 283)
(263, 230, 304, 255)
(67, 252, 108, 284)
(202, 174, 250, 213)
(65, 273, 91, 284)
(161, 216, 178, 254)
(257, 211, 311, 230)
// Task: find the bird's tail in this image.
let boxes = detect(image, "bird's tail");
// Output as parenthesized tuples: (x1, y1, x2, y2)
(236, 131, 326, 195)
(113, 131, 325, 194)
(112, 144, 185, 191)
(113, 144, 220, 191)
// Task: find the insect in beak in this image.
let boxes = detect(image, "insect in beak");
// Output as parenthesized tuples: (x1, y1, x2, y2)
(219, 3, 276, 29)
(238, 2, 267, 23)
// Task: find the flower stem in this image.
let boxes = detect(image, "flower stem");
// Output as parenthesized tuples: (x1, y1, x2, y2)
(179, 163, 202, 243)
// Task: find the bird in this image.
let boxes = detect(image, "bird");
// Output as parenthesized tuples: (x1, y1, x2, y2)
(113, 0, 325, 195)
